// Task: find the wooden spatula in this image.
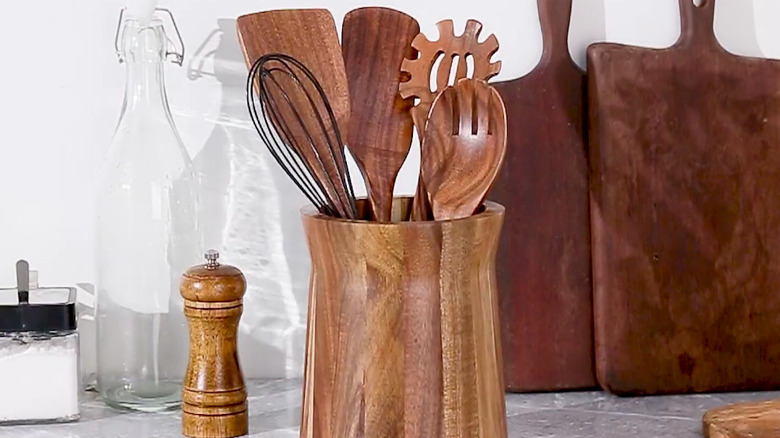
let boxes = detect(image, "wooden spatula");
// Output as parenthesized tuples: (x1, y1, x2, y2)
(421, 79, 507, 220)
(237, 9, 356, 218)
(342, 7, 419, 222)
(400, 20, 501, 220)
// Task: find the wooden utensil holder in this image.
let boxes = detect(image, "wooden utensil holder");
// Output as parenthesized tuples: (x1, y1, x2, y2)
(300, 198, 507, 438)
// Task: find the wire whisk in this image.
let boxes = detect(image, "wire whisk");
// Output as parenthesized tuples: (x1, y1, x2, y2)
(246, 53, 358, 219)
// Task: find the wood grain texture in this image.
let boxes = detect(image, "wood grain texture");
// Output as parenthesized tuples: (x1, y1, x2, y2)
(300, 197, 507, 438)
(468, 208, 507, 437)
(181, 259, 248, 438)
(342, 7, 419, 222)
(490, 0, 595, 392)
(237, 9, 349, 126)
(399, 20, 501, 221)
(402, 224, 443, 438)
(422, 79, 507, 220)
(703, 400, 780, 437)
(589, 0, 780, 395)
(300, 274, 317, 438)
(237, 10, 355, 219)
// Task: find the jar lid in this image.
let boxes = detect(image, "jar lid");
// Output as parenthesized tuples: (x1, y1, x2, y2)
(0, 260, 77, 333)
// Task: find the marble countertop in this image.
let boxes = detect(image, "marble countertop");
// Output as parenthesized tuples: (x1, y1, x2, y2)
(0, 379, 777, 437)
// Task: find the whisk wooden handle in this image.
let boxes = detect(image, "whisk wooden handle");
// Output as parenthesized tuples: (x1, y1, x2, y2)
(181, 251, 248, 438)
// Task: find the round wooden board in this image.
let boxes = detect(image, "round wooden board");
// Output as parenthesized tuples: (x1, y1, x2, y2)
(704, 400, 780, 437)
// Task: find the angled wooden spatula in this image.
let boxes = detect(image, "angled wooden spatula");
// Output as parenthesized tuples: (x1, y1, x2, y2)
(342, 7, 419, 221)
(237, 9, 349, 125)
(237, 9, 356, 218)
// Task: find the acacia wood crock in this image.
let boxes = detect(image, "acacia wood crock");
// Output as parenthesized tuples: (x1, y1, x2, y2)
(300, 198, 507, 438)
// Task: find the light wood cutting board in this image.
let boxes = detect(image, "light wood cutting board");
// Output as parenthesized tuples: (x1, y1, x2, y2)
(704, 400, 780, 437)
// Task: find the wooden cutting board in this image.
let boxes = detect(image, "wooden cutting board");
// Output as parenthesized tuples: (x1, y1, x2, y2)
(703, 400, 780, 437)
(490, 0, 595, 392)
(589, 0, 780, 395)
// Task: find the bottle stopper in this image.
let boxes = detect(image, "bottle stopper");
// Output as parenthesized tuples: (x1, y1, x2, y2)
(181, 251, 247, 438)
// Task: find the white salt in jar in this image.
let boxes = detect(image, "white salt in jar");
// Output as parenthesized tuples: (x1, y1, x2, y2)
(0, 261, 79, 425)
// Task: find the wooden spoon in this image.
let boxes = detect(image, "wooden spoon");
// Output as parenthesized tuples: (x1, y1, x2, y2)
(399, 19, 501, 220)
(342, 7, 419, 222)
(421, 79, 507, 220)
(237, 9, 356, 218)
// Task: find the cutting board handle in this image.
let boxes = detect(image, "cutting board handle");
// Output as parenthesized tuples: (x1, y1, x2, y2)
(538, 0, 573, 65)
(678, 0, 719, 49)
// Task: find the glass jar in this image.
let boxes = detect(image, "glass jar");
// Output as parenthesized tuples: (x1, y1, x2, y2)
(96, 8, 199, 412)
(0, 261, 79, 425)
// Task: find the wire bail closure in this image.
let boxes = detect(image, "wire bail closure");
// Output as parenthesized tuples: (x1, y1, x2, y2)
(114, 7, 185, 66)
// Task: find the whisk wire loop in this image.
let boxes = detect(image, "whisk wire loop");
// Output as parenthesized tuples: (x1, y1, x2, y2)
(246, 53, 358, 219)
(246, 59, 334, 216)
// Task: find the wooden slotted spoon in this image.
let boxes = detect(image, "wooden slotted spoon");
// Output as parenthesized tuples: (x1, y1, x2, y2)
(342, 7, 419, 222)
(421, 78, 507, 220)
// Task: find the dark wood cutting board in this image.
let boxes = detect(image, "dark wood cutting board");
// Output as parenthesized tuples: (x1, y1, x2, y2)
(491, 0, 595, 392)
(589, 0, 780, 395)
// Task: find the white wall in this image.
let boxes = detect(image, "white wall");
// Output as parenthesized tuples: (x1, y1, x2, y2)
(0, 0, 775, 378)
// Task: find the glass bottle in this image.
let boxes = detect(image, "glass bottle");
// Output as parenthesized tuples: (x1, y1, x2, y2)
(96, 8, 199, 412)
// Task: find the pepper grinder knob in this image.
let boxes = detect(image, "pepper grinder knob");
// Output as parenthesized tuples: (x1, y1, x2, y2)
(181, 250, 248, 438)
(205, 250, 220, 269)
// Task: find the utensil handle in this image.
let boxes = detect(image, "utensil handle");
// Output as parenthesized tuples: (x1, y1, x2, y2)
(538, 0, 573, 65)
(411, 178, 432, 221)
(678, 0, 718, 49)
(365, 176, 393, 222)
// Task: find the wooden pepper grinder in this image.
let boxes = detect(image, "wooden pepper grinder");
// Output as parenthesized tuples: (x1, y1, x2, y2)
(181, 250, 248, 438)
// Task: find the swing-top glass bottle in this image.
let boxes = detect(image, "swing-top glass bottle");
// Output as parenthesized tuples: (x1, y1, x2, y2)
(95, 8, 199, 412)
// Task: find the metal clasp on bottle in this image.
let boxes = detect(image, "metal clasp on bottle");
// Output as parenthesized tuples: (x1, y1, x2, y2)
(113, 7, 186, 66)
